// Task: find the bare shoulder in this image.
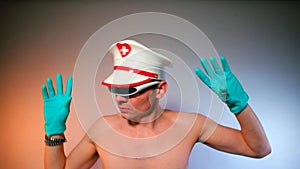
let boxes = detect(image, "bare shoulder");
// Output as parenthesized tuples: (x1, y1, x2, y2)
(160, 110, 209, 145)
(89, 114, 121, 132)
(85, 114, 124, 147)
(161, 110, 208, 137)
(163, 109, 207, 124)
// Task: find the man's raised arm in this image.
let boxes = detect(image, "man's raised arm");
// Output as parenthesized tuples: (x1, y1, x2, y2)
(195, 56, 271, 157)
(42, 74, 72, 168)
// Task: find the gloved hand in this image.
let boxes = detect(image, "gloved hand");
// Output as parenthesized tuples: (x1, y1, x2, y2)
(42, 74, 73, 136)
(194, 56, 249, 114)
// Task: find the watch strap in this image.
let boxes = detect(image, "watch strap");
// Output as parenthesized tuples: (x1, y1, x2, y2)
(45, 134, 66, 146)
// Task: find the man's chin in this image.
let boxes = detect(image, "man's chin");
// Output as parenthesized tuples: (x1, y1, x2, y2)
(120, 113, 141, 123)
(120, 113, 134, 120)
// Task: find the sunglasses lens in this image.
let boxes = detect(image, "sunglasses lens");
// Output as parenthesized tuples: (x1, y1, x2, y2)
(109, 87, 137, 96)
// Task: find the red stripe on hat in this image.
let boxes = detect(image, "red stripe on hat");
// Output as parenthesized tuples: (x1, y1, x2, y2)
(114, 66, 158, 78)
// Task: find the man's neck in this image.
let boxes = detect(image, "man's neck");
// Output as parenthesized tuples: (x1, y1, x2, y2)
(126, 105, 165, 130)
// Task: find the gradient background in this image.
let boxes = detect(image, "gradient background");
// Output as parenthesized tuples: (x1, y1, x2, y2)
(0, 1, 299, 169)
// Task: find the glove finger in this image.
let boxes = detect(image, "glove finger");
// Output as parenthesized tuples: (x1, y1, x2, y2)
(67, 96, 72, 104)
(56, 74, 63, 95)
(195, 68, 211, 88)
(200, 58, 215, 77)
(220, 56, 232, 73)
(210, 56, 223, 74)
(42, 85, 49, 99)
(46, 78, 56, 97)
(65, 76, 73, 96)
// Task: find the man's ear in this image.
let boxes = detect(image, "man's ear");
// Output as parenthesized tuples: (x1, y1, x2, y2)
(156, 81, 167, 99)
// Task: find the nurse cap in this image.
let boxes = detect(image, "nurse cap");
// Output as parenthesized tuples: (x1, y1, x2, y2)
(102, 40, 172, 96)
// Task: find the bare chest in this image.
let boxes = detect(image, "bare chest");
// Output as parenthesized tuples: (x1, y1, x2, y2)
(96, 138, 194, 169)
(89, 112, 202, 169)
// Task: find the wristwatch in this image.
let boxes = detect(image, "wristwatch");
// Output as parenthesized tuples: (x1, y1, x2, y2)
(45, 134, 66, 146)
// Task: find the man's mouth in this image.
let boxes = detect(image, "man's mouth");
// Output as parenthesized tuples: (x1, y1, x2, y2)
(119, 106, 130, 113)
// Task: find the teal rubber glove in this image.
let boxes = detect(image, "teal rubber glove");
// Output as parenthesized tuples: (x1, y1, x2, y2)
(195, 56, 249, 114)
(42, 74, 73, 136)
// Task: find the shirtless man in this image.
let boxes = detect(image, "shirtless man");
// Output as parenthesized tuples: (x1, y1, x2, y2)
(42, 40, 271, 169)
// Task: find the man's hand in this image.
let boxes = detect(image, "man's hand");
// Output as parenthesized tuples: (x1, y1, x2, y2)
(195, 56, 249, 114)
(42, 74, 73, 136)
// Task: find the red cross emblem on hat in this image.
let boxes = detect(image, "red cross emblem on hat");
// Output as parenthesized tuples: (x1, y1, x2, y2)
(116, 43, 131, 58)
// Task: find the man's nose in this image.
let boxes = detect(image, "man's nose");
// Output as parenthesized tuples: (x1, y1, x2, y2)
(115, 95, 129, 103)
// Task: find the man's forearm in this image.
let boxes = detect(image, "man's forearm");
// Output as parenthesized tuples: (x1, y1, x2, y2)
(44, 134, 67, 169)
(236, 105, 271, 157)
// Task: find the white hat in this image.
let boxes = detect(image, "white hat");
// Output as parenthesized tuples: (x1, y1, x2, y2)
(102, 40, 172, 96)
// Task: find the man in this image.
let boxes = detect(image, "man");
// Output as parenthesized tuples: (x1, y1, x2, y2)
(42, 40, 271, 169)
